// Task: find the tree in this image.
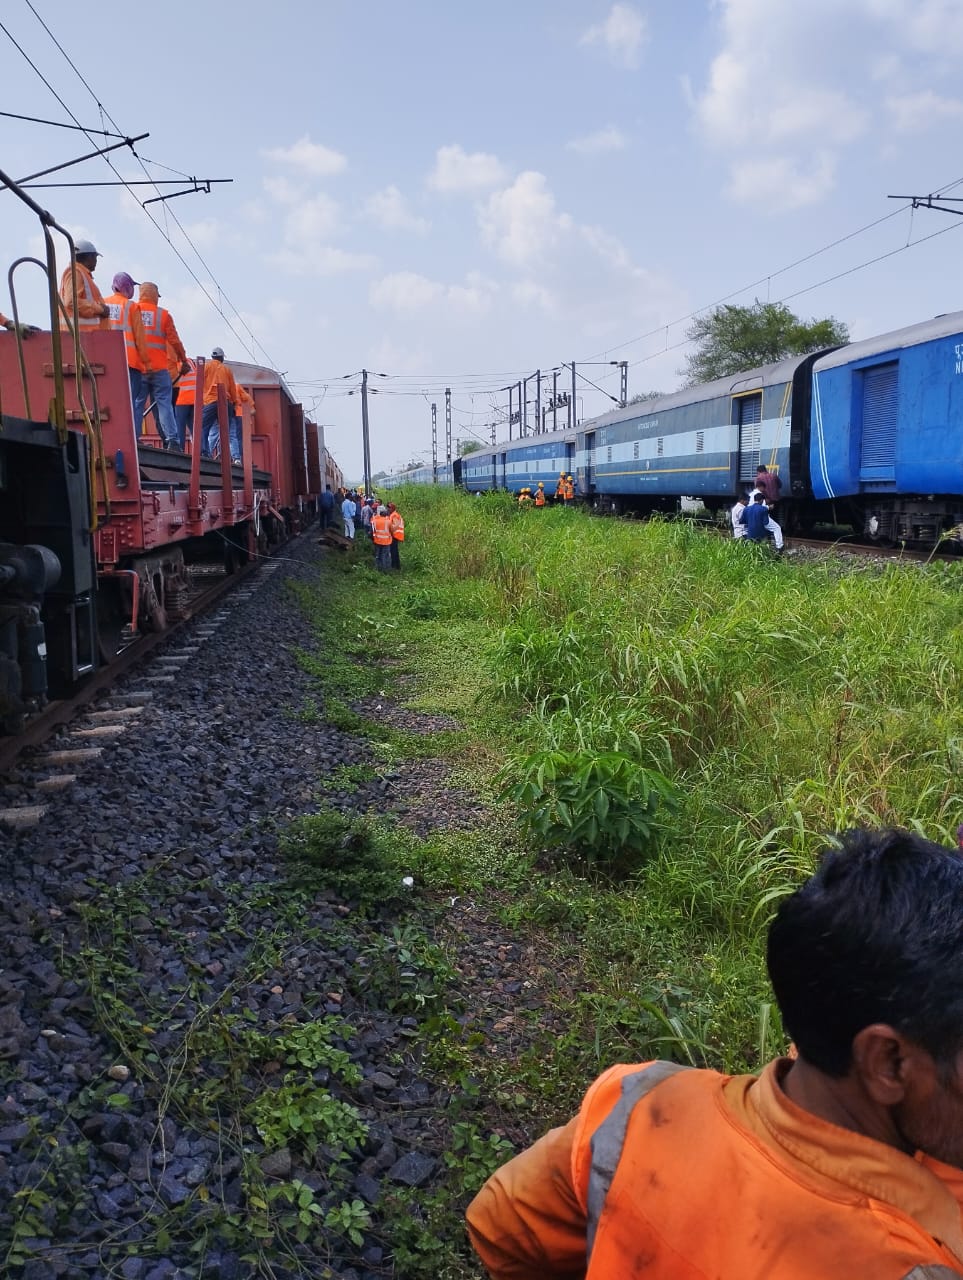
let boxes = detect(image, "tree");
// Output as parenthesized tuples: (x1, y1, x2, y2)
(681, 300, 849, 386)
(628, 391, 664, 405)
(458, 440, 484, 456)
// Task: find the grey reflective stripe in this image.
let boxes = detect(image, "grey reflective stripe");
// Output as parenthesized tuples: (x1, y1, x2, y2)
(586, 1061, 690, 1264)
(902, 1269, 963, 1279)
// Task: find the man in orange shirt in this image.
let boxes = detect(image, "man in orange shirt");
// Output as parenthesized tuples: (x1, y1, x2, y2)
(133, 282, 189, 447)
(201, 347, 240, 458)
(59, 238, 109, 332)
(468, 827, 963, 1279)
(104, 272, 150, 410)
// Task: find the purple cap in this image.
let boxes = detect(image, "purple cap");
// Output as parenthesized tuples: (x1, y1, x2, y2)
(112, 272, 139, 295)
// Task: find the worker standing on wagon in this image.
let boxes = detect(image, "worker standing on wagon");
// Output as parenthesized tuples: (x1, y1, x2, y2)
(104, 272, 150, 416)
(201, 347, 240, 458)
(174, 357, 197, 449)
(387, 502, 405, 570)
(468, 827, 963, 1280)
(231, 382, 254, 465)
(59, 239, 109, 332)
(134, 283, 189, 447)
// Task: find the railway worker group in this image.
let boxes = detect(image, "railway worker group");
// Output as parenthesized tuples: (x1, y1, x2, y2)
(517, 474, 577, 506)
(323, 486, 405, 573)
(57, 238, 250, 463)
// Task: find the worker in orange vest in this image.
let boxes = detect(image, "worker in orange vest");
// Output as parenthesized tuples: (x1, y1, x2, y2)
(201, 347, 240, 458)
(562, 474, 575, 503)
(104, 271, 150, 413)
(371, 504, 393, 572)
(468, 826, 963, 1279)
(174, 357, 197, 448)
(534, 482, 546, 507)
(387, 502, 405, 570)
(231, 383, 254, 465)
(554, 471, 566, 502)
(59, 238, 109, 333)
(133, 282, 189, 447)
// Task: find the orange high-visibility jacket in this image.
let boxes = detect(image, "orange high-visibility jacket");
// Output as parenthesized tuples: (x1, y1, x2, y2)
(555, 478, 566, 497)
(534, 490, 545, 507)
(562, 479, 575, 500)
(137, 286, 187, 373)
(372, 514, 392, 546)
(104, 293, 150, 372)
(388, 511, 405, 541)
(59, 262, 108, 331)
(176, 358, 197, 406)
(467, 1058, 963, 1279)
(203, 360, 239, 407)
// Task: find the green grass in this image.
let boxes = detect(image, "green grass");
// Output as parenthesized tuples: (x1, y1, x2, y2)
(284, 490, 963, 1271)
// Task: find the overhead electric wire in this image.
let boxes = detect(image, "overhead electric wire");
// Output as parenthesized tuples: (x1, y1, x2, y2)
(9, 1, 279, 370)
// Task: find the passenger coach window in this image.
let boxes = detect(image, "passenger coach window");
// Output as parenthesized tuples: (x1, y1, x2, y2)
(696, 431, 705, 453)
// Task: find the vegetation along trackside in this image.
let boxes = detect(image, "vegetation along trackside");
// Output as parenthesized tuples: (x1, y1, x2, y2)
(290, 485, 963, 1270)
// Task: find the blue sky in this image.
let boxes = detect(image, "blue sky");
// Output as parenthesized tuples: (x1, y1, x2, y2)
(3, 0, 963, 480)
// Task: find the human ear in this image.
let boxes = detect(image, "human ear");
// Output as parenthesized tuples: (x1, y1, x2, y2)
(851, 1024, 924, 1105)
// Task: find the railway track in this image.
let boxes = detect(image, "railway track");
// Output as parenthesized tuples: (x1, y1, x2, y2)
(0, 548, 284, 820)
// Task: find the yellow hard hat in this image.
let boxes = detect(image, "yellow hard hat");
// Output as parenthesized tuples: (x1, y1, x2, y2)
(537, 481, 544, 487)
(567, 475, 573, 481)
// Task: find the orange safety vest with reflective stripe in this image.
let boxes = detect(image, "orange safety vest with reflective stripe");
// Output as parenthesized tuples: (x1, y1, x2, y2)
(534, 489, 545, 506)
(372, 514, 392, 546)
(138, 303, 172, 371)
(387, 511, 405, 542)
(176, 359, 197, 405)
(565, 1062, 963, 1279)
(555, 477, 566, 497)
(104, 293, 146, 371)
(563, 479, 575, 500)
(59, 263, 108, 331)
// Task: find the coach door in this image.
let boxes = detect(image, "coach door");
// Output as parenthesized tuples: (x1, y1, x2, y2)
(734, 391, 762, 486)
(584, 432, 596, 490)
(857, 363, 898, 489)
(498, 451, 507, 489)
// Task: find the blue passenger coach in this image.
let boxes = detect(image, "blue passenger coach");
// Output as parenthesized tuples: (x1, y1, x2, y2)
(574, 353, 822, 516)
(810, 312, 963, 541)
(460, 428, 576, 493)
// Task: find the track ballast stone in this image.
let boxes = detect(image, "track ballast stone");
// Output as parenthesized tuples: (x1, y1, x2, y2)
(0, 538, 461, 1279)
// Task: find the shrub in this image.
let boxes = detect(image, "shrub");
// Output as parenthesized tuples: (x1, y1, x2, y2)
(281, 808, 408, 909)
(498, 748, 679, 869)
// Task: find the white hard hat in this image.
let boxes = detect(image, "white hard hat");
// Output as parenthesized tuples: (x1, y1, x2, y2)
(74, 238, 100, 257)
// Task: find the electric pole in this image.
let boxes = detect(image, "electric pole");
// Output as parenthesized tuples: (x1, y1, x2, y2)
(522, 375, 529, 437)
(619, 360, 628, 408)
(536, 369, 541, 434)
(552, 369, 558, 432)
(445, 387, 452, 465)
(431, 402, 438, 482)
(361, 368, 372, 496)
(507, 384, 513, 441)
(571, 361, 577, 428)
(490, 421, 496, 446)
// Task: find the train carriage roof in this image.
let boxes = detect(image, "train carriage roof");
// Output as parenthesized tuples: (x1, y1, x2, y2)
(812, 310, 963, 373)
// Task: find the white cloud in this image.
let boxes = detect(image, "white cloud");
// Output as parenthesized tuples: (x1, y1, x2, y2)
(283, 193, 340, 243)
(580, 4, 648, 69)
(270, 246, 376, 277)
(887, 89, 963, 132)
(479, 172, 572, 267)
(363, 185, 430, 233)
(262, 135, 347, 177)
(726, 152, 837, 211)
(262, 175, 303, 206)
(369, 270, 496, 315)
(428, 144, 507, 193)
(567, 126, 628, 155)
(512, 280, 557, 311)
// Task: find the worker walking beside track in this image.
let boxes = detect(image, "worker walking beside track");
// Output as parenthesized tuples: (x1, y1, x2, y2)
(554, 472, 566, 503)
(534, 482, 546, 507)
(468, 827, 963, 1279)
(387, 502, 404, 570)
(371, 504, 392, 572)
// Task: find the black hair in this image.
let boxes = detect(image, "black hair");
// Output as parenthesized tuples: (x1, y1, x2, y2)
(767, 828, 963, 1076)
